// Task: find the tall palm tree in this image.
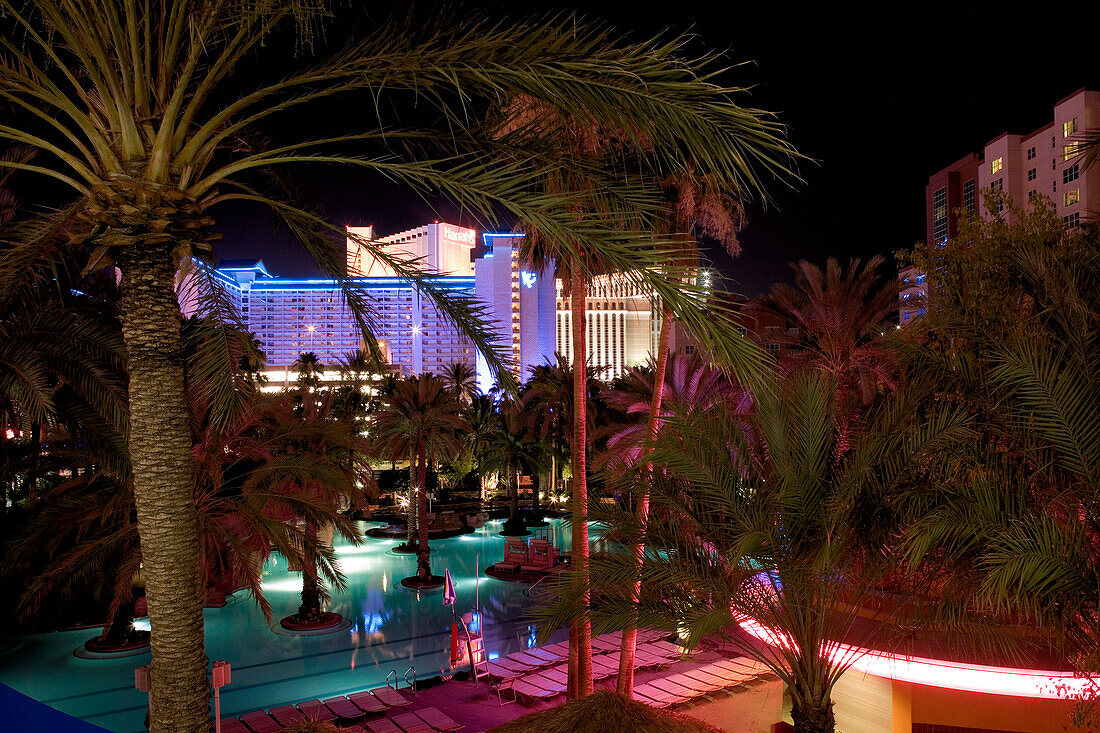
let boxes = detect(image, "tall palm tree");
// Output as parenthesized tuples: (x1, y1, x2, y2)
(440, 362, 477, 405)
(373, 375, 467, 583)
(0, 3, 796, 724)
(748, 256, 899, 455)
(292, 351, 324, 394)
(611, 173, 748, 695)
(546, 369, 970, 733)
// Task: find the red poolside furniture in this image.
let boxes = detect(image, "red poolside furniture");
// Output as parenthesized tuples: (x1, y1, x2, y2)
(390, 711, 434, 733)
(268, 704, 305, 727)
(239, 710, 280, 733)
(413, 707, 465, 731)
(220, 718, 250, 733)
(520, 539, 557, 572)
(525, 647, 561, 664)
(348, 690, 388, 714)
(324, 695, 365, 719)
(632, 683, 686, 707)
(370, 685, 412, 708)
(363, 718, 402, 733)
(296, 699, 337, 721)
(495, 539, 529, 572)
(506, 650, 550, 668)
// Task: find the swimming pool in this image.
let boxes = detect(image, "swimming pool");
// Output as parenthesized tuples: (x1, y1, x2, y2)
(0, 519, 579, 732)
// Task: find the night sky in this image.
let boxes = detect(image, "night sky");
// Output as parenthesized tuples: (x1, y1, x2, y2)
(211, 2, 1100, 296)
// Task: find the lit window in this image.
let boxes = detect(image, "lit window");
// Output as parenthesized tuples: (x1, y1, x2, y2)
(1027, 168, 1036, 181)
(1064, 189, 1080, 207)
(932, 187, 948, 243)
(1063, 164, 1079, 184)
(1063, 143, 1079, 162)
(991, 157, 1003, 174)
(1063, 118, 1078, 137)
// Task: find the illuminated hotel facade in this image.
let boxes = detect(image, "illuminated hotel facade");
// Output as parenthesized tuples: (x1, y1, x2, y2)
(190, 222, 664, 387)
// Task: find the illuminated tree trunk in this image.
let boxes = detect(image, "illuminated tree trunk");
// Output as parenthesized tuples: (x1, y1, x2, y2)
(568, 267, 593, 698)
(116, 245, 209, 732)
(416, 434, 432, 579)
(616, 306, 671, 696)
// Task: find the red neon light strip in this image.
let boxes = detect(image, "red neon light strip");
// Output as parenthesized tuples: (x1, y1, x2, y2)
(737, 617, 1090, 699)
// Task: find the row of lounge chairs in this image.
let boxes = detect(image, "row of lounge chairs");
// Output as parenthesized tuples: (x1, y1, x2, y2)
(220, 684, 462, 733)
(479, 631, 773, 710)
(631, 656, 775, 709)
(481, 630, 679, 706)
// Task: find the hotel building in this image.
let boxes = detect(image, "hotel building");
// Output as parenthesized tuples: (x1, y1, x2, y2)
(187, 223, 667, 388)
(905, 88, 1099, 324)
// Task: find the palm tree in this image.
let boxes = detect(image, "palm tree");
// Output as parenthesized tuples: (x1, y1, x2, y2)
(10, 390, 366, 643)
(748, 256, 899, 455)
(373, 375, 467, 583)
(546, 368, 970, 733)
(440, 362, 478, 405)
(486, 397, 543, 536)
(611, 173, 748, 695)
(0, 4, 796, 724)
(292, 352, 324, 394)
(464, 394, 501, 502)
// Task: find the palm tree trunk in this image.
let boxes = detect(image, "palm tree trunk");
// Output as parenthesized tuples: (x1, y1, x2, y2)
(116, 245, 209, 733)
(617, 306, 672, 696)
(416, 435, 431, 579)
(406, 451, 416, 548)
(509, 462, 519, 518)
(792, 694, 836, 733)
(298, 521, 322, 620)
(568, 267, 593, 698)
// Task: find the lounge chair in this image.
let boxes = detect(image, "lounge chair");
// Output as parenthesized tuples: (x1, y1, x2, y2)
(648, 676, 706, 699)
(539, 666, 569, 686)
(520, 539, 557, 572)
(506, 650, 550, 668)
(220, 718, 250, 733)
(490, 657, 535, 675)
(391, 712, 434, 733)
(590, 657, 618, 681)
(680, 667, 730, 691)
(297, 699, 337, 722)
(590, 636, 620, 653)
(484, 662, 522, 684)
(268, 704, 305, 727)
(413, 707, 465, 732)
(324, 696, 365, 719)
(666, 672, 721, 694)
(632, 683, 687, 707)
(239, 710, 280, 733)
(371, 685, 413, 708)
(363, 718, 403, 733)
(630, 688, 673, 709)
(502, 677, 558, 705)
(521, 672, 565, 695)
(348, 690, 388, 715)
(526, 647, 562, 664)
(645, 640, 686, 657)
(541, 641, 570, 656)
(495, 539, 529, 572)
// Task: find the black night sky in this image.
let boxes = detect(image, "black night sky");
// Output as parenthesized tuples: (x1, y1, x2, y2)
(210, 2, 1100, 297)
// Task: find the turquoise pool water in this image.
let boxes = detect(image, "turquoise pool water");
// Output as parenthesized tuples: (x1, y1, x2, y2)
(0, 519, 579, 733)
